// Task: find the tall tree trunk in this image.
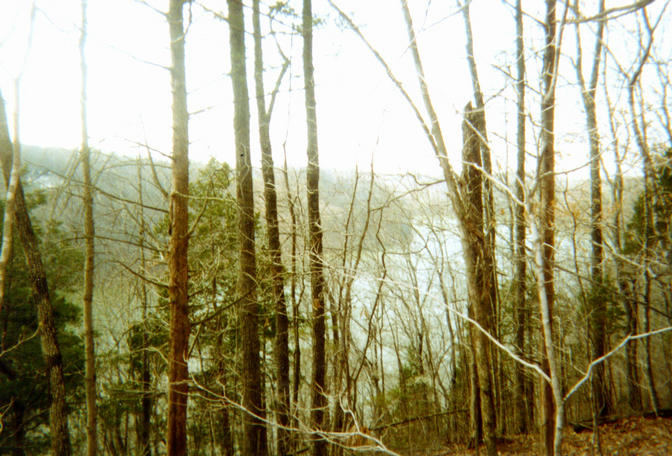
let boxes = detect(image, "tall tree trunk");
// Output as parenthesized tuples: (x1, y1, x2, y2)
(0, 91, 72, 456)
(252, 2, 290, 453)
(228, 1, 268, 454)
(461, 4, 500, 433)
(574, 0, 610, 418)
(80, 1, 98, 453)
(539, 1, 559, 454)
(166, 1, 190, 454)
(512, 0, 530, 434)
(303, 1, 328, 454)
(462, 104, 498, 456)
(626, 6, 660, 415)
(604, 66, 642, 412)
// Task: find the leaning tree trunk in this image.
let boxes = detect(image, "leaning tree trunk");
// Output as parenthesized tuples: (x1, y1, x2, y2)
(80, 1, 98, 454)
(0, 92, 72, 456)
(166, 1, 191, 454)
(252, 2, 290, 453)
(303, 1, 328, 455)
(228, 1, 268, 454)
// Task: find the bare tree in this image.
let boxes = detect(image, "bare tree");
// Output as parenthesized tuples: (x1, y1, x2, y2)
(79, 1, 98, 453)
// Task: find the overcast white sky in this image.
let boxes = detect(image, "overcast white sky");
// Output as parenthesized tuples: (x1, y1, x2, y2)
(0, 0, 670, 179)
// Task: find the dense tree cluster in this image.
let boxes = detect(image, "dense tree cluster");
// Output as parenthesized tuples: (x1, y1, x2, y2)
(1, 1, 671, 456)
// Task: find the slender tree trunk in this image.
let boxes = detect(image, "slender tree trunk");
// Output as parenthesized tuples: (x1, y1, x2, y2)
(80, 1, 98, 453)
(252, 2, 290, 452)
(166, 1, 190, 454)
(303, 1, 328, 454)
(228, 1, 268, 454)
(574, 0, 610, 418)
(539, 1, 559, 454)
(137, 160, 152, 456)
(0, 91, 72, 456)
(512, 0, 531, 435)
(282, 153, 301, 440)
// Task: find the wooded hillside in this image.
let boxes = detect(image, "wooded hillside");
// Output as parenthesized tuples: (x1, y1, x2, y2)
(1, 1, 671, 455)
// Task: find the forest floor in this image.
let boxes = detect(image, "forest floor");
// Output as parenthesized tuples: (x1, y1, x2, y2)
(436, 414, 672, 455)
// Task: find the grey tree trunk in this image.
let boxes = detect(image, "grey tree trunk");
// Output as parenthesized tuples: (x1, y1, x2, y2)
(228, 1, 268, 454)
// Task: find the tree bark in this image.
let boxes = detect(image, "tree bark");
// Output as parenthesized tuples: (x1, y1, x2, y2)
(0, 91, 72, 456)
(228, 1, 268, 454)
(462, 104, 498, 456)
(461, 4, 501, 433)
(80, 1, 98, 453)
(539, 1, 558, 453)
(628, 34, 661, 415)
(166, 1, 190, 454)
(303, 1, 328, 454)
(513, 0, 531, 434)
(574, 0, 611, 418)
(252, 2, 290, 453)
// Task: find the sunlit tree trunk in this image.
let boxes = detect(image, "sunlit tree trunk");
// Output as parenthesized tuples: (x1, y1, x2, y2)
(166, 0, 190, 454)
(228, 1, 268, 454)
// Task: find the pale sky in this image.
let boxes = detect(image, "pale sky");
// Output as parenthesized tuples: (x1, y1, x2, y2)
(0, 0, 669, 179)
